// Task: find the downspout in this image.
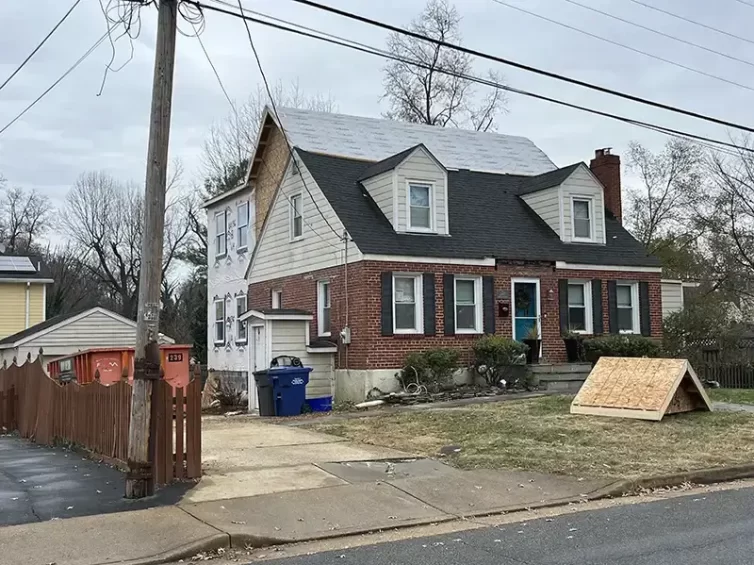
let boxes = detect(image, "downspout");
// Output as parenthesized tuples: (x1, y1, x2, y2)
(25, 282, 30, 329)
(343, 230, 350, 377)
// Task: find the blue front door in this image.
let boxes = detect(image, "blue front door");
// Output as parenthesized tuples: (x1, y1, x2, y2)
(513, 281, 540, 341)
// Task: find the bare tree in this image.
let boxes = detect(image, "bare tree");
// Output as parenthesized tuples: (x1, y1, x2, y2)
(0, 178, 53, 254)
(201, 79, 337, 196)
(625, 139, 708, 253)
(44, 244, 113, 318)
(62, 169, 191, 318)
(382, 0, 506, 131)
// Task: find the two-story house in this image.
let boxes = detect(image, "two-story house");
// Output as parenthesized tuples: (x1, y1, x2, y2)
(235, 107, 661, 403)
(0, 255, 52, 340)
(203, 185, 255, 401)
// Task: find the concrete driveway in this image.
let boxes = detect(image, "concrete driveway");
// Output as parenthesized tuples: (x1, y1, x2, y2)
(0, 435, 190, 526)
(183, 416, 411, 503)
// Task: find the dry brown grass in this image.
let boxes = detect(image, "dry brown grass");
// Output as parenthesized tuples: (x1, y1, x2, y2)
(307, 396, 754, 479)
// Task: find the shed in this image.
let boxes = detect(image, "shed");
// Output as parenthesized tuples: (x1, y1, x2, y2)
(0, 306, 175, 367)
(239, 308, 335, 412)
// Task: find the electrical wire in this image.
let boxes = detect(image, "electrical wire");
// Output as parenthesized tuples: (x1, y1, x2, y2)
(561, 0, 754, 68)
(232, 0, 343, 240)
(0, 30, 111, 136)
(625, 0, 754, 48)
(733, 0, 754, 7)
(0, 0, 83, 92)
(187, 0, 748, 157)
(492, 0, 754, 93)
(282, 0, 754, 136)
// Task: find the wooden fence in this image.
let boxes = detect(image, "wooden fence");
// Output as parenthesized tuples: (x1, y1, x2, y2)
(696, 341, 754, 389)
(0, 357, 201, 485)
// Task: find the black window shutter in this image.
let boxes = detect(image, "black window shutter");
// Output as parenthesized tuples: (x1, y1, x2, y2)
(443, 274, 455, 336)
(607, 281, 618, 334)
(423, 273, 436, 336)
(381, 272, 393, 336)
(483, 276, 495, 334)
(591, 279, 603, 334)
(558, 279, 569, 335)
(639, 281, 651, 336)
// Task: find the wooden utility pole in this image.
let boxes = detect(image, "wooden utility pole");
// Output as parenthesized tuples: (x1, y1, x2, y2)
(126, 0, 178, 499)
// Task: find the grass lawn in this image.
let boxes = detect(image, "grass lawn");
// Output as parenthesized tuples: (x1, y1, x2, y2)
(307, 396, 754, 480)
(709, 389, 754, 406)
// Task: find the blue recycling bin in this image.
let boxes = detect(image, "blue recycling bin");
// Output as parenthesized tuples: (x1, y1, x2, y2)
(269, 366, 311, 417)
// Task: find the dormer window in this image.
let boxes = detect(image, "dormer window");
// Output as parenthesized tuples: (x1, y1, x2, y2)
(572, 197, 593, 241)
(409, 182, 433, 231)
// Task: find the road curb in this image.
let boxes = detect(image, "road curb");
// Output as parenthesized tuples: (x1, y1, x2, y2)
(104, 533, 230, 565)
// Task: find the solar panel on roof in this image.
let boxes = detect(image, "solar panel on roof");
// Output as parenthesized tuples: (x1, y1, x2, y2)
(0, 256, 36, 272)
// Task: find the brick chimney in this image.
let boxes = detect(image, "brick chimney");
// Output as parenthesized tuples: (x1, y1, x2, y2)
(589, 148, 622, 224)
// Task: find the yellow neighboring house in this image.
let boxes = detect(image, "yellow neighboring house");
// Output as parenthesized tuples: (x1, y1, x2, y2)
(0, 256, 53, 341)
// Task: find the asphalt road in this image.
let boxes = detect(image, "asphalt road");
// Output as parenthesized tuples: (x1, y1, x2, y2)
(0, 435, 189, 526)
(265, 486, 754, 565)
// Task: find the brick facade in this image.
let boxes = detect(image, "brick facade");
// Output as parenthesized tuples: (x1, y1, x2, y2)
(249, 260, 662, 370)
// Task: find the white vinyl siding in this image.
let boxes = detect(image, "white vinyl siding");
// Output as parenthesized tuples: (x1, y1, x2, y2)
(560, 166, 606, 244)
(661, 280, 684, 318)
(270, 320, 333, 399)
(250, 156, 362, 283)
(361, 170, 394, 225)
(395, 147, 447, 234)
(521, 185, 561, 236)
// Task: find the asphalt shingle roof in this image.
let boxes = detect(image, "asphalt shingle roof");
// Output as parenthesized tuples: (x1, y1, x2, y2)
(296, 150, 660, 268)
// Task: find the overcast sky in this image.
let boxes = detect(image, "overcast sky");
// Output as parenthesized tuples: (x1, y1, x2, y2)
(1, 0, 753, 224)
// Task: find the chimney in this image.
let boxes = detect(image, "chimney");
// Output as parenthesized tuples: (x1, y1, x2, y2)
(589, 148, 622, 223)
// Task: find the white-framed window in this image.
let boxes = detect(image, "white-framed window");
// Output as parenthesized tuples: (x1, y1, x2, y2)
(408, 182, 433, 231)
(214, 298, 225, 344)
(454, 277, 482, 333)
(571, 197, 593, 241)
(236, 295, 247, 343)
(271, 289, 282, 309)
(318, 280, 331, 336)
(567, 280, 593, 334)
(237, 201, 249, 251)
(616, 282, 640, 333)
(393, 274, 423, 333)
(214, 210, 227, 257)
(290, 193, 303, 240)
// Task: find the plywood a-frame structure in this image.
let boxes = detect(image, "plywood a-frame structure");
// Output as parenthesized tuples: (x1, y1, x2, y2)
(570, 357, 712, 421)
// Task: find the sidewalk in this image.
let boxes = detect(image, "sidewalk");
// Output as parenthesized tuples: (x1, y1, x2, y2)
(0, 458, 614, 565)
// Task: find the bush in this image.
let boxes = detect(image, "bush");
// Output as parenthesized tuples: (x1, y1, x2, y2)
(398, 348, 460, 390)
(472, 335, 529, 387)
(213, 379, 246, 409)
(582, 335, 661, 363)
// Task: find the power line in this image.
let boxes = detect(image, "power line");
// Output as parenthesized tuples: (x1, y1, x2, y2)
(282, 0, 754, 136)
(733, 0, 754, 8)
(191, 24, 236, 113)
(492, 0, 754, 93)
(561, 0, 754, 68)
(188, 0, 747, 157)
(0, 0, 82, 92)
(625, 0, 754, 47)
(0, 30, 110, 136)
(232, 0, 343, 240)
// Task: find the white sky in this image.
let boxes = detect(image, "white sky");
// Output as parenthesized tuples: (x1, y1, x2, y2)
(1, 0, 753, 234)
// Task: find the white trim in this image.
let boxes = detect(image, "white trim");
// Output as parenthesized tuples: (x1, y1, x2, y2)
(214, 210, 227, 258)
(202, 183, 251, 209)
(42, 283, 46, 320)
(453, 276, 483, 334)
(364, 254, 496, 266)
(570, 196, 596, 243)
(511, 278, 541, 340)
(317, 280, 331, 337)
(289, 192, 303, 241)
(566, 279, 593, 334)
(235, 295, 248, 344)
(307, 346, 337, 354)
(406, 180, 436, 233)
(616, 282, 641, 334)
(392, 273, 423, 334)
(237, 200, 250, 252)
(555, 261, 662, 273)
(214, 298, 226, 344)
(661, 278, 683, 284)
(392, 169, 399, 227)
(242, 309, 314, 322)
(271, 289, 282, 309)
(0, 278, 55, 284)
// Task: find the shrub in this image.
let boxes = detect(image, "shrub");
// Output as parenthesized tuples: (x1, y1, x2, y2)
(213, 379, 246, 409)
(582, 335, 661, 363)
(398, 348, 460, 390)
(472, 335, 529, 387)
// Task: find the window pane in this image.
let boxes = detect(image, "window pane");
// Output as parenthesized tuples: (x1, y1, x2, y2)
(238, 228, 247, 249)
(456, 280, 475, 304)
(293, 216, 303, 237)
(574, 200, 590, 219)
(456, 305, 476, 330)
(617, 285, 632, 307)
(618, 308, 633, 331)
(322, 307, 331, 333)
(410, 185, 430, 207)
(568, 284, 585, 306)
(323, 283, 331, 307)
(215, 213, 224, 232)
(410, 206, 430, 229)
(292, 195, 301, 215)
(395, 303, 416, 329)
(569, 306, 586, 331)
(574, 218, 590, 239)
(215, 301, 224, 319)
(394, 278, 415, 303)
